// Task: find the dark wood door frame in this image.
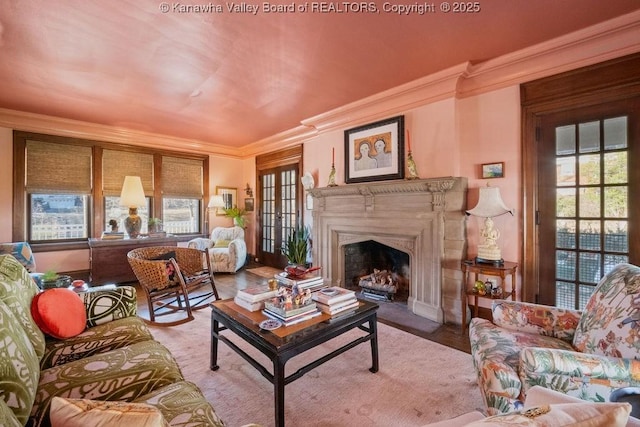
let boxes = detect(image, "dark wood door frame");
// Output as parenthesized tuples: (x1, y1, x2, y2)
(255, 146, 304, 267)
(521, 53, 640, 303)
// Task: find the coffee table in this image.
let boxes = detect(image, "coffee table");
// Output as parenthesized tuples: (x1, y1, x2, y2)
(210, 298, 379, 427)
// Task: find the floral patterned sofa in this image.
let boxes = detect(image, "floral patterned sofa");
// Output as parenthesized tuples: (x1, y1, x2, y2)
(0, 254, 225, 426)
(469, 263, 640, 416)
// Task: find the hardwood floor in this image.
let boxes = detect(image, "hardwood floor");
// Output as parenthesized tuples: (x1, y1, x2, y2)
(212, 265, 471, 354)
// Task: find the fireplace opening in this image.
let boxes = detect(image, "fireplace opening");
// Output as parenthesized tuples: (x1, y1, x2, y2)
(344, 240, 410, 302)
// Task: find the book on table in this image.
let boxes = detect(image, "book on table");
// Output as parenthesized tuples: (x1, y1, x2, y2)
(312, 286, 356, 305)
(235, 285, 279, 303)
(315, 298, 360, 315)
(275, 272, 324, 288)
(263, 300, 317, 318)
(233, 296, 269, 312)
(262, 308, 322, 326)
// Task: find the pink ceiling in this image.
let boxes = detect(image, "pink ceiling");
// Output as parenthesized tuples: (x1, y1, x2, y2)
(0, 1, 638, 148)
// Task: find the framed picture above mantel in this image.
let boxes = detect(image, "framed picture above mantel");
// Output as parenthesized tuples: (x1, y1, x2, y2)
(344, 115, 405, 184)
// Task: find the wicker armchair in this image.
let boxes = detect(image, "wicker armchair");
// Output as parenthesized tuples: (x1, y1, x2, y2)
(127, 246, 219, 326)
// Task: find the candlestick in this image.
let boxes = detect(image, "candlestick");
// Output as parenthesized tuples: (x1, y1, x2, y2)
(406, 129, 411, 152)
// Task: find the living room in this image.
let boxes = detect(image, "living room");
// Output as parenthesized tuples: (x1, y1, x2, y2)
(1, 3, 640, 426)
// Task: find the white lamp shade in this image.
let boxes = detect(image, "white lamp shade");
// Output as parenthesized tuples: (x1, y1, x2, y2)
(208, 195, 226, 208)
(466, 185, 513, 218)
(119, 176, 146, 207)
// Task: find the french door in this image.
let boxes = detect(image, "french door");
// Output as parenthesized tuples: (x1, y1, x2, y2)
(537, 99, 640, 308)
(257, 164, 301, 268)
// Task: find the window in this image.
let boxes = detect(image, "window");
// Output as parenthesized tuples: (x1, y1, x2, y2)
(160, 156, 203, 234)
(13, 131, 208, 245)
(24, 139, 92, 242)
(102, 149, 154, 234)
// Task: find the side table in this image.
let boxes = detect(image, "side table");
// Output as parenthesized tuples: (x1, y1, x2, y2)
(461, 260, 517, 333)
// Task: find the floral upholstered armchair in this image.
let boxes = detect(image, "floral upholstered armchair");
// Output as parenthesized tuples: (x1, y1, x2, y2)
(469, 263, 640, 416)
(188, 226, 246, 273)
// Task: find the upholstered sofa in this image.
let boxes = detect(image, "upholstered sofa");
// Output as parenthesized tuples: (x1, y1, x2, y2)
(424, 385, 639, 426)
(188, 226, 246, 273)
(0, 253, 225, 426)
(470, 263, 640, 417)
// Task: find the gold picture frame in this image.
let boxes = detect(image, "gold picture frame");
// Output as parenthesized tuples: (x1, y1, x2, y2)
(215, 186, 237, 215)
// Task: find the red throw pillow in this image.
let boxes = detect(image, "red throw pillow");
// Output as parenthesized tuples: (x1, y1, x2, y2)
(31, 288, 87, 339)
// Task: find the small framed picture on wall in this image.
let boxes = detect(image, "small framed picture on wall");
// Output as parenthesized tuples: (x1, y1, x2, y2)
(481, 162, 505, 179)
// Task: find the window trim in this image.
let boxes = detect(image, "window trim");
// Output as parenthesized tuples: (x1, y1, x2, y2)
(13, 131, 209, 251)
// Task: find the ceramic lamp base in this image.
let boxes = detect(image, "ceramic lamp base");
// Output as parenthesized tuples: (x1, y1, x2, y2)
(124, 207, 142, 238)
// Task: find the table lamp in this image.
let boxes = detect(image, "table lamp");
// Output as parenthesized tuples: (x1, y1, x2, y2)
(206, 195, 226, 231)
(466, 184, 513, 265)
(119, 176, 146, 238)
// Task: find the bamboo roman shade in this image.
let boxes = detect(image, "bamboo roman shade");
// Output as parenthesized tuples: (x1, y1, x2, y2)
(26, 140, 92, 193)
(102, 150, 154, 196)
(161, 156, 203, 198)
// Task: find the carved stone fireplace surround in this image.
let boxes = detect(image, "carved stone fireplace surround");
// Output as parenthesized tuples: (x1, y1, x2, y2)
(308, 177, 467, 325)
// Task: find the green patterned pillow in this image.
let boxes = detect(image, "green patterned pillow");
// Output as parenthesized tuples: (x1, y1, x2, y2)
(0, 254, 45, 359)
(0, 299, 40, 425)
(78, 286, 138, 328)
(0, 399, 21, 427)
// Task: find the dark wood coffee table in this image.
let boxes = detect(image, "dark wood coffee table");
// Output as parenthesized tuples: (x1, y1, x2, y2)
(210, 298, 379, 427)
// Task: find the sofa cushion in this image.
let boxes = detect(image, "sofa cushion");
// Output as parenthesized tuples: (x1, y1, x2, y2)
(50, 397, 168, 427)
(31, 288, 87, 339)
(465, 402, 631, 426)
(30, 340, 184, 426)
(213, 239, 231, 248)
(492, 300, 581, 344)
(573, 263, 640, 359)
(135, 380, 225, 427)
(0, 399, 21, 427)
(79, 285, 138, 328)
(469, 318, 576, 415)
(0, 299, 40, 425)
(0, 254, 46, 358)
(0, 242, 36, 272)
(41, 316, 154, 369)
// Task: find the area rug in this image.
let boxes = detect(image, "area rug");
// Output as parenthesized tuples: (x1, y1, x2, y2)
(148, 310, 483, 427)
(246, 266, 282, 279)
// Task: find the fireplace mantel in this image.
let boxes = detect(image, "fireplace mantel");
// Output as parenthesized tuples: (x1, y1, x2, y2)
(309, 177, 467, 324)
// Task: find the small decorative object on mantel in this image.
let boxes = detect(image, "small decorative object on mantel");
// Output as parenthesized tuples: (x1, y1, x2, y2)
(405, 130, 419, 180)
(328, 148, 338, 187)
(108, 219, 118, 232)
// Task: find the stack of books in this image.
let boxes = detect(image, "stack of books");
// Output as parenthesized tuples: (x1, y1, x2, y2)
(263, 300, 321, 326)
(233, 285, 279, 312)
(312, 287, 359, 316)
(275, 271, 325, 293)
(101, 231, 124, 240)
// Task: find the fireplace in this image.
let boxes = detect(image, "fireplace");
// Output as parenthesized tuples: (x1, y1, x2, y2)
(344, 240, 410, 301)
(308, 177, 467, 324)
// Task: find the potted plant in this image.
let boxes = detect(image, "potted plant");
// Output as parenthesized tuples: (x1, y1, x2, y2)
(224, 206, 247, 228)
(148, 217, 162, 233)
(281, 225, 311, 267)
(40, 269, 72, 290)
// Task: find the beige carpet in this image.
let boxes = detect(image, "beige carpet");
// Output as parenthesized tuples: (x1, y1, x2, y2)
(246, 266, 282, 279)
(148, 309, 483, 427)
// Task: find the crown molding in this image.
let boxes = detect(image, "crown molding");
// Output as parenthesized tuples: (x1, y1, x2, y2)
(458, 9, 640, 97)
(0, 108, 240, 157)
(300, 62, 471, 135)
